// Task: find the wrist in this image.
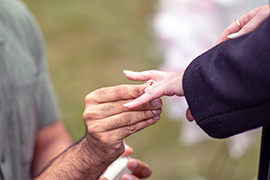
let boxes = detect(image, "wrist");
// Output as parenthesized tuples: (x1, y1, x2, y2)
(83, 134, 119, 165)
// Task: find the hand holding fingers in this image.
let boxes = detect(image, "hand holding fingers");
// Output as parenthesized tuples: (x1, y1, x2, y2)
(124, 84, 167, 109)
(83, 85, 162, 164)
(124, 71, 184, 109)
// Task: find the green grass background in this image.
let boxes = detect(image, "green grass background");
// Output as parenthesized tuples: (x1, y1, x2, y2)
(24, 0, 261, 179)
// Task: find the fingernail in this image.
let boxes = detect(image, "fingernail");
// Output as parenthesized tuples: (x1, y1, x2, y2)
(123, 102, 132, 107)
(99, 177, 108, 180)
(123, 70, 133, 74)
(122, 174, 133, 180)
(151, 99, 161, 107)
(227, 32, 239, 39)
(128, 159, 138, 170)
(152, 109, 161, 115)
(153, 115, 160, 120)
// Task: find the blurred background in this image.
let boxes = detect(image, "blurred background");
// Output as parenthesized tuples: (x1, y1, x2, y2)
(24, 0, 263, 179)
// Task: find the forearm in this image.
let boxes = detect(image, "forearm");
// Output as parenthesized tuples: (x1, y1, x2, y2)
(35, 137, 111, 180)
(32, 121, 74, 177)
(32, 138, 73, 177)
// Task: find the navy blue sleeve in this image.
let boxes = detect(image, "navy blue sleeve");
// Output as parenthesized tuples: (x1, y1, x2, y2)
(183, 17, 270, 139)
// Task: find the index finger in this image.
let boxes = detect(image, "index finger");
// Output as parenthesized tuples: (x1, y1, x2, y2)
(86, 84, 147, 104)
(124, 85, 165, 109)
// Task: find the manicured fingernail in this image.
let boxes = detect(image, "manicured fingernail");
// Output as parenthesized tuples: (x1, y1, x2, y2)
(227, 32, 239, 39)
(123, 70, 133, 74)
(128, 159, 138, 170)
(151, 99, 161, 107)
(123, 102, 133, 107)
(153, 115, 160, 120)
(122, 174, 133, 180)
(152, 109, 161, 115)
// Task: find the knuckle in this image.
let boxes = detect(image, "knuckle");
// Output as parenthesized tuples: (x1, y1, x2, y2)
(82, 110, 97, 120)
(102, 103, 114, 112)
(84, 90, 100, 104)
(143, 110, 153, 118)
(134, 86, 144, 98)
(87, 125, 100, 138)
(126, 124, 137, 132)
(87, 88, 108, 102)
(141, 103, 147, 109)
(84, 94, 92, 104)
(119, 113, 132, 125)
(94, 88, 107, 98)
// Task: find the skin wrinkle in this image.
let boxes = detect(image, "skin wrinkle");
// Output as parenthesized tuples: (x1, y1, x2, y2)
(82, 137, 116, 173)
(101, 103, 115, 113)
(133, 85, 145, 99)
(115, 85, 127, 99)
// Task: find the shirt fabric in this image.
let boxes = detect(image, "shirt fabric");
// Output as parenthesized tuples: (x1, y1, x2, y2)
(183, 17, 270, 179)
(0, 0, 60, 179)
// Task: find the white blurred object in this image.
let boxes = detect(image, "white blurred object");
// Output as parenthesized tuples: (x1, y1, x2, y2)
(102, 156, 131, 180)
(153, 0, 266, 159)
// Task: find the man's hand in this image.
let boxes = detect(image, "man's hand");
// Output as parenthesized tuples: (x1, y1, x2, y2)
(217, 5, 270, 44)
(36, 85, 161, 180)
(83, 85, 162, 166)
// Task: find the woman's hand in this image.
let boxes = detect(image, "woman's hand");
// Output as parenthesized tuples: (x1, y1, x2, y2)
(217, 5, 270, 44)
